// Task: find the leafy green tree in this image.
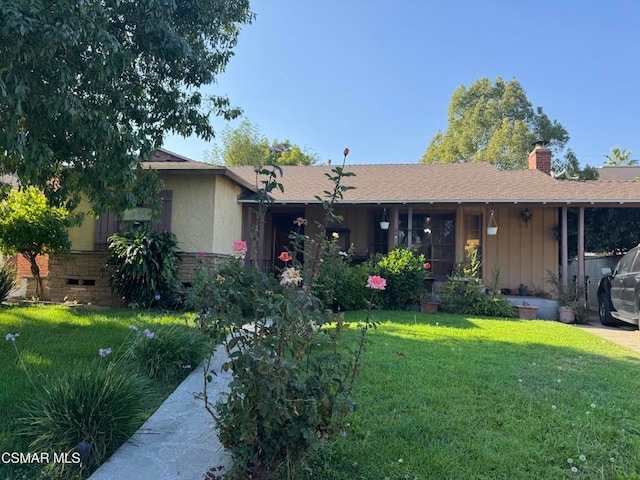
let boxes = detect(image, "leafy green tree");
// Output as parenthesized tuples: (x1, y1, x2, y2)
(566, 208, 640, 256)
(206, 119, 319, 166)
(0, 0, 252, 213)
(603, 147, 638, 166)
(421, 77, 569, 169)
(0, 187, 78, 298)
(553, 149, 599, 180)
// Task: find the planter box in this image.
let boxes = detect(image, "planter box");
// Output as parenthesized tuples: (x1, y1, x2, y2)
(558, 306, 575, 324)
(420, 301, 439, 313)
(518, 305, 538, 320)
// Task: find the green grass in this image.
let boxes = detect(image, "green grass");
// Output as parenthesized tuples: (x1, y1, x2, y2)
(0, 305, 202, 479)
(298, 311, 640, 480)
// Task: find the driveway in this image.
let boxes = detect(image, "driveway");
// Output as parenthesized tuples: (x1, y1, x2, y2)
(575, 317, 640, 354)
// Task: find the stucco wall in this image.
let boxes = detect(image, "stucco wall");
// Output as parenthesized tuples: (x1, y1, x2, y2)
(161, 174, 215, 253)
(68, 199, 96, 251)
(483, 206, 558, 295)
(212, 176, 244, 255)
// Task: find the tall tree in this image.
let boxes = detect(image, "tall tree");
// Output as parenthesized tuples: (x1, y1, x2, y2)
(552, 149, 599, 180)
(603, 147, 638, 166)
(0, 0, 252, 213)
(421, 77, 569, 169)
(206, 119, 319, 166)
(0, 187, 78, 298)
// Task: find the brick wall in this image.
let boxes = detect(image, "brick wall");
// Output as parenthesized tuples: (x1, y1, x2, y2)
(9, 254, 50, 299)
(47, 251, 230, 306)
(48, 252, 120, 306)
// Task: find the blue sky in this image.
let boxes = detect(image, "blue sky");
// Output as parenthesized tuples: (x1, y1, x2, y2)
(163, 1, 640, 167)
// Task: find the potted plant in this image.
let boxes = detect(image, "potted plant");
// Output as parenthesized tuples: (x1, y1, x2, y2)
(420, 292, 440, 313)
(546, 271, 588, 324)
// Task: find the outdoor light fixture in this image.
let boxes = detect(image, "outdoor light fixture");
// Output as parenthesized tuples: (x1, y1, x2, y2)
(379, 209, 390, 230)
(487, 210, 498, 235)
(520, 208, 532, 226)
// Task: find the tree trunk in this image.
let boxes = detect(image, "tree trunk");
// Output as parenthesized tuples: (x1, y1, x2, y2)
(24, 252, 43, 299)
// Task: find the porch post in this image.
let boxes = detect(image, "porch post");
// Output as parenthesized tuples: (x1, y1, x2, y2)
(392, 207, 400, 248)
(561, 206, 568, 287)
(577, 206, 585, 303)
(257, 210, 265, 269)
(244, 206, 253, 266)
(407, 207, 413, 249)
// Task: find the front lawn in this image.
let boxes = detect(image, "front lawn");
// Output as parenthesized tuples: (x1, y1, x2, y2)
(0, 305, 202, 479)
(299, 311, 640, 479)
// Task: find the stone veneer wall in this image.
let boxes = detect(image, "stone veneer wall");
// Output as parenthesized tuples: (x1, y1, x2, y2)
(48, 251, 230, 306)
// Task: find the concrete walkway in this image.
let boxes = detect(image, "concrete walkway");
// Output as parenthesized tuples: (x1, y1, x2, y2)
(89, 345, 232, 480)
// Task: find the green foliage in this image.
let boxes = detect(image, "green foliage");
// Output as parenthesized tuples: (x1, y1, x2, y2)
(127, 325, 209, 383)
(371, 247, 429, 310)
(189, 150, 377, 478)
(545, 270, 589, 323)
(603, 147, 637, 166)
(0, 0, 252, 213)
(313, 235, 353, 311)
(334, 264, 371, 311)
(552, 149, 599, 180)
(206, 119, 319, 166)
(0, 260, 16, 302)
(19, 361, 150, 477)
(565, 208, 640, 256)
(106, 226, 180, 308)
(421, 77, 569, 169)
(440, 261, 517, 318)
(0, 187, 77, 297)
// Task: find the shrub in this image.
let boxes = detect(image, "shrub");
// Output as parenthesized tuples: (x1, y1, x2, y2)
(127, 324, 209, 382)
(440, 261, 517, 318)
(0, 259, 16, 301)
(313, 234, 353, 311)
(105, 225, 181, 308)
(19, 361, 150, 477)
(371, 247, 429, 310)
(334, 263, 371, 311)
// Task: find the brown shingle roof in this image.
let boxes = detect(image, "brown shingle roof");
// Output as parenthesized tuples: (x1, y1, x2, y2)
(229, 163, 640, 205)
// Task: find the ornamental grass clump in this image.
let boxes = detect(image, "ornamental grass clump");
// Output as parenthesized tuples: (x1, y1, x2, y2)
(190, 148, 381, 479)
(19, 360, 150, 478)
(127, 324, 209, 382)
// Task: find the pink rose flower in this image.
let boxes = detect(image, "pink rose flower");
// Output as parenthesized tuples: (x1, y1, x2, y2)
(232, 240, 247, 259)
(366, 275, 386, 290)
(278, 251, 292, 262)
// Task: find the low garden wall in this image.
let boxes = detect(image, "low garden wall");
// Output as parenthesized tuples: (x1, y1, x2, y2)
(47, 251, 229, 306)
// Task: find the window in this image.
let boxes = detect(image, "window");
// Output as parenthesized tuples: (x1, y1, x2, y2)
(399, 212, 454, 279)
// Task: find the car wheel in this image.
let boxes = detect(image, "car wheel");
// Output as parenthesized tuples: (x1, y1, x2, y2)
(598, 293, 615, 326)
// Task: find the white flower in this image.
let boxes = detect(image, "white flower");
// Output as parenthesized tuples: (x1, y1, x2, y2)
(590, 403, 596, 408)
(571, 466, 578, 473)
(552, 405, 557, 410)
(557, 379, 562, 383)
(579, 454, 586, 462)
(567, 458, 574, 464)
(518, 379, 523, 383)
(280, 267, 303, 286)
(398, 458, 403, 463)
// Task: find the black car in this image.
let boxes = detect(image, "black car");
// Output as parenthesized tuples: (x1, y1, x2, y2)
(597, 244, 640, 327)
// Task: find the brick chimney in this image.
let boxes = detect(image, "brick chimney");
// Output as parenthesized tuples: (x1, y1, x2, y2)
(528, 141, 551, 175)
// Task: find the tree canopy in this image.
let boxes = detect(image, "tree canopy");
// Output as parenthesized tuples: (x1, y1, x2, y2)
(206, 119, 320, 166)
(0, 187, 78, 297)
(603, 147, 638, 166)
(552, 149, 599, 180)
(0, 0, 252, 213)
(421, 77, 569, 169)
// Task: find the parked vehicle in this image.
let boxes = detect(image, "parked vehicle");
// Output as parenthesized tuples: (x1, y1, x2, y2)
(597, 245, 640, 327)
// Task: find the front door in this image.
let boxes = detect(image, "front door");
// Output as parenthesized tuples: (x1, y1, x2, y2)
(272, 212, 305, 269)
